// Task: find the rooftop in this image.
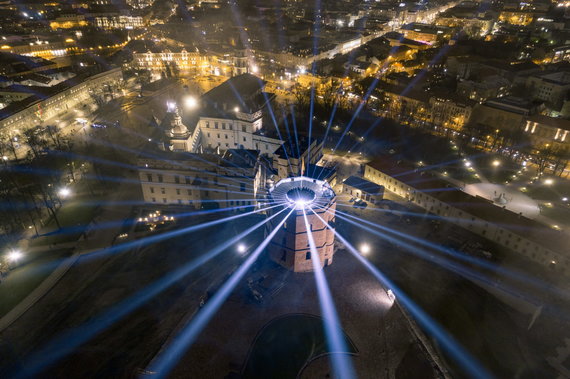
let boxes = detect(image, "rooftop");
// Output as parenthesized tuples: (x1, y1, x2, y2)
(200, 74, 273, 117)
(343, 175, 384, 195)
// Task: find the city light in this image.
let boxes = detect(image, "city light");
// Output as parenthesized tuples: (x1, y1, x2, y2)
(492, 160, 501, 167)
(58, 187, 71, 198)
(544, 179, 554, 185)
(359, 243, 371, 255)
(237, 243, 247, 254)
(7, 250, 23, 262)
(184, 96, 197, 109)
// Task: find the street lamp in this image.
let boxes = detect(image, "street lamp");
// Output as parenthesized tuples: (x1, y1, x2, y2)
(7, 250, 23, 263)
(544, 179, 554, 185)
(184, 96, 197, 109)
(359, 243, 371, 255)
(58, 187, 71, 198)
(492, 160, 501, 167)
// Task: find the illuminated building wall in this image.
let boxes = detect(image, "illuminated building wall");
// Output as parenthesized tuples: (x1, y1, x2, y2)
(94, 15, 144, 30)
(0, 68, 122, 136)
(0, 41, 68, 60)
(126, 0, 155, 9)
(524, 116, 570, 154)
(429, 96, 474, 132)
(498, 11, 534, 26)
(133, 50, 212, 74)
(50, 15, 88, 29)
(138, 150, 261, 208)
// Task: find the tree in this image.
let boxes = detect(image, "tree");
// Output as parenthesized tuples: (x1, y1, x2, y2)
(44, 125, 63, 150)
(291, 84, 311, 111)
(23, 128, 47, 160)
(534, 145, 558, 179)
(318, 78, 343, 114)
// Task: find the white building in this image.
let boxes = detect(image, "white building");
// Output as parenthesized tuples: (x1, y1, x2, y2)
(138, 149, 262, 209)
(166, 74, 284, 156)
(364, 156, 570, 276)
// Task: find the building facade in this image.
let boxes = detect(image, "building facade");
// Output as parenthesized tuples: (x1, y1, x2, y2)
(138, 149, 262, 209)
(0, 68, 123, 137)
(363, 157, 570, 276)
(342, 175, 384, 204)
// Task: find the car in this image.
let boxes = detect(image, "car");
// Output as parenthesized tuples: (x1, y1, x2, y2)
(353, 199, 368, 209)
(91, 123, 107, 129)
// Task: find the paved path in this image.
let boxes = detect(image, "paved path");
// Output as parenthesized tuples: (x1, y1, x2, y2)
(464, 182, 540, 218)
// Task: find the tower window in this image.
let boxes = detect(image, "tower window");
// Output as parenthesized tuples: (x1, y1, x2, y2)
(305, 251, 311, 260)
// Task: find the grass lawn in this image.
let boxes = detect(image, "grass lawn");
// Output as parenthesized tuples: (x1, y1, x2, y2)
(0, 193, 103, 319)
(540, 206, 570, 228)
(242, 314, 357, 379)
(526, 179, 570, 202)
(0, 247, 72, 318)
(29, 195, 103, 248)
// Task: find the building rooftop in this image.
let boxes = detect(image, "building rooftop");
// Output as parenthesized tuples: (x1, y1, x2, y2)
(200, 73, 273, 118)
(527, 114, 570, 131)
(483, 96, 536, 115)
(343, 175, 384, 195)
(139, 148, 260, 172)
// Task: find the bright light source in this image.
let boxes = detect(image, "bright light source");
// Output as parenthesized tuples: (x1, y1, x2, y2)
(58, 187, 71, 198)
(7, 250, 23, 262)
(562, 197, 568, 202)
(251, 65, 259, 73)
(544, 179, 554, 185)
(234, 106, 239, 112)
(359, 243, 371, 255)
(464, 161, 472, 167)
(492, 160, 501, 167)
(166, 101, 176, 112)
(237, 243, 247, 254)
(184, 96, 197, 109)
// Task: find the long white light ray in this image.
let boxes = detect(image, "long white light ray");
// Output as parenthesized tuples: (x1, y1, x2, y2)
(79, 201, 288, 264)
(332, 208, 549, 307)
(309, 210, 494, 379)
(12, 206, 291, 379)
(302, 208, 356, 379)
(144, 207, 295, 378)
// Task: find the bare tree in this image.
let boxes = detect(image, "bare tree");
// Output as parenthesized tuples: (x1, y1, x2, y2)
(23, 128, 47, 161)
(318, 78, 343, 114)
(291, 84, 311, 111)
